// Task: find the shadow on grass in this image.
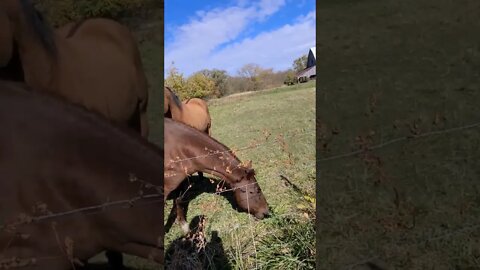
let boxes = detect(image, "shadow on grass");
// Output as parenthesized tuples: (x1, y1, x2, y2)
(79, 263, 140, 270)
(165, 216, 232, 270)
(165, 175, 239, 234)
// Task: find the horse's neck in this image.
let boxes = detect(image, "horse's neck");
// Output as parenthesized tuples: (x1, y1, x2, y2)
(189, 136, 242, 184)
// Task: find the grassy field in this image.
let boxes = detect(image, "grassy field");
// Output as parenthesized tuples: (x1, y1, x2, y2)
(318, 0, 480, 269)
(163, 81, 316, 269)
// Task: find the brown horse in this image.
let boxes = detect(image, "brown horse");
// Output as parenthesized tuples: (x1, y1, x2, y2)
(164, 86, 212, 135)
(1, 0, 149, 136)
(0, 80, 163, 269)
(165, 118, 270, 233)
(182, 98, 212, 135)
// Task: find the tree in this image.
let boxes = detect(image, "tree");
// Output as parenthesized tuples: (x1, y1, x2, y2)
(292, 54, 308, 73)
(198, 69, 229, 97)
(238, 63, 262, 91)
(185, 72, 216, 99)
(165, 62, 187, 97)
(284, 69, 298, 85)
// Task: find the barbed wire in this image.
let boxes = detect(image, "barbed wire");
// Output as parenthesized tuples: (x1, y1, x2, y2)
(0, 126, 314, 268)
(318, 120, 480, 163)
(1, 124, 308, 232)
(166, 126, 314, 165)
(315, 120, 480, 269)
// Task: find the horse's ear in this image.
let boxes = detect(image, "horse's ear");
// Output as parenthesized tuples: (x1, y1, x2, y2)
(246, 168, 255, 177)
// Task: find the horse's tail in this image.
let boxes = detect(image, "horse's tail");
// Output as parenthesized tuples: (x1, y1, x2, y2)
(206, 121, 211, 136)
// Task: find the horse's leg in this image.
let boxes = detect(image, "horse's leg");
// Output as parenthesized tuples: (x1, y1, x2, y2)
(165, 198, 178, 234)
(105, 250, 125, 269)
(175, 197, 190, 233)
(198, 171, 204, 180)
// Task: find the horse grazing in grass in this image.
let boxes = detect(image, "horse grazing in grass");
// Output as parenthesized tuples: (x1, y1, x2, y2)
(164, 86, 212, 135)
(0, 0, 149, 136)
(0, 80, 163, 270)
(164, 118, 270, 233)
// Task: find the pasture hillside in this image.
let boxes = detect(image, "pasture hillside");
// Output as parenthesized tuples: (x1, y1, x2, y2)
(164, 81, 316, 269)
(318, 0, 480, 268)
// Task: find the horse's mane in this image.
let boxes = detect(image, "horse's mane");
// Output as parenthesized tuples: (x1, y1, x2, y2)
(166, 118, 242, 164)
(66, 19, 88, 38)
(19, 0, 57, 56)
(166, 87, 183, 109)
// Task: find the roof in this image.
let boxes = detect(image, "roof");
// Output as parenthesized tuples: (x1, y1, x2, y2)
(296, 65, 315, 77)
(309, 47, 316, 60)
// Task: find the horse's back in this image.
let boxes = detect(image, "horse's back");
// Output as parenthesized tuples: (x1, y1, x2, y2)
(177, 98, 210, 134)
(54, 18, 148, 125)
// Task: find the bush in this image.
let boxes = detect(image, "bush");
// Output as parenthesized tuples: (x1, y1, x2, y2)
(184, 72, 216, 99)
(165, 65, 216, 100)
(198, 69, 228, 97)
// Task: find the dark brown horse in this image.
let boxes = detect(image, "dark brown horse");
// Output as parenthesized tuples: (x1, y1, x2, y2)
(0, 80, 163, 269)
(165, 118, 270, 233)
(1, 0, 149, 136)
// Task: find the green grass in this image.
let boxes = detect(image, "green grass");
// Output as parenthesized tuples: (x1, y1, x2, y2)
(318, 0, 480, 268)
(164, 82, 316, 269)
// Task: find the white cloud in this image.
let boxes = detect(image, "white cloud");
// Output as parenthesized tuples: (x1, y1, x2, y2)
(209, 12, 315, 74)
(165, 3, 315, 76)
(256, 0, 286, 19)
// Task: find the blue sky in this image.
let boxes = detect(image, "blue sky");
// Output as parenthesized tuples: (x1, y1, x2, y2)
(165, 0, 316, 76)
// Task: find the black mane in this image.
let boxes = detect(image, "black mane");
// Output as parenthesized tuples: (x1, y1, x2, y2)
(19, 0, 57, 56)
(166, 87, 183, 108)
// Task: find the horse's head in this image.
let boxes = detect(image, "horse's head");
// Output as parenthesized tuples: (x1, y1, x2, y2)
(231, 160, 270, 219)
(164, 87, 183, 119)
(0, 8, 13, 67)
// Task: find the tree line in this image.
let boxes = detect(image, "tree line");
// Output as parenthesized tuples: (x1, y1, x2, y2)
(165, 54, 309, 100)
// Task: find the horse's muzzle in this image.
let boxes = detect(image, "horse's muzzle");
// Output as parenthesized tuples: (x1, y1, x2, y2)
(255, 209, 271, 219)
